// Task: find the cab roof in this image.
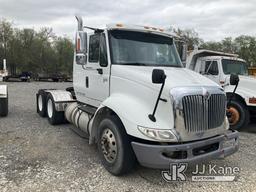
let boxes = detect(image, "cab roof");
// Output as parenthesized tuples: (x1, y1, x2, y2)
(105, 23, 179, 39)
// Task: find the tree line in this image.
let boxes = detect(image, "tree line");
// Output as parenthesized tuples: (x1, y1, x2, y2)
(1, 18, 256, 76)
(0, 19, 74, 76)
(173, 28, 256, 67)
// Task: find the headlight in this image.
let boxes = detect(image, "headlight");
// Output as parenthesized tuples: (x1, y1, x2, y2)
(138, 126, 177, 142)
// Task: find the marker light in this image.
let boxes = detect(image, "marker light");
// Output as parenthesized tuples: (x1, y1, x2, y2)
(116, 24, 124, 27)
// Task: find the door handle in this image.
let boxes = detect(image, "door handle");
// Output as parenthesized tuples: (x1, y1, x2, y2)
(86, 76, 89, 88)
(96, 68, 103, 75)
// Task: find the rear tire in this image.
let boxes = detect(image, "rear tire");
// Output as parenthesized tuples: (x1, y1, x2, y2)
(227, 100, 250, 130)
(46, 94, 65, 125)
(37, 90, 47, 117)
(0, 97, 8, 117)
(97, 116, 136, 175)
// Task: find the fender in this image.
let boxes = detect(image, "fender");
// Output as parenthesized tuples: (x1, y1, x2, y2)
(44, 90, 75, 111)
(91, 92, 175, 142)
(0, 85, 7, 98)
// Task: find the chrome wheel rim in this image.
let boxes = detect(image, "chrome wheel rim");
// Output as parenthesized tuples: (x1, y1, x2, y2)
(38, 95, 43, 111)
(101, 128, 117, 163)
(47, 99, 53, 118)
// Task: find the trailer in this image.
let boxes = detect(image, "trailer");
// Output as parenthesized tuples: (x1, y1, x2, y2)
(36, 16, 239, 175)
(0, 59, 8, 116)
(34, 72, 69, 82)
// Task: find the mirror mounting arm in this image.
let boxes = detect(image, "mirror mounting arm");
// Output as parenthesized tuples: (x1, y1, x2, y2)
(149, 75, 166, 122)
(227, 74, 240, 107)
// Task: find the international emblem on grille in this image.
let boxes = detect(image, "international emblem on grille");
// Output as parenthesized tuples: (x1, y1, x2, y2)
(182, 90, 226, 132)
(202, 88, 211, 101)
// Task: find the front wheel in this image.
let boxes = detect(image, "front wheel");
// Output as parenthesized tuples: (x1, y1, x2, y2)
(227, 100, 249, 130)
(97, 116, 136, 175)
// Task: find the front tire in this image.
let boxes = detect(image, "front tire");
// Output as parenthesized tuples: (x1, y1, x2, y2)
(97, 116, 136, 175)
(46, 94, 65, 125)
(227, 100, 249, 130)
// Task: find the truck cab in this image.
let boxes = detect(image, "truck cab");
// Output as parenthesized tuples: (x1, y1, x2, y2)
(187, 49, 256, 130)
(36, 18, 239, 175)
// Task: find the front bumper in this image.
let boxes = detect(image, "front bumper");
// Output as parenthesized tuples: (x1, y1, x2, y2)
(131, 130, 239, 169)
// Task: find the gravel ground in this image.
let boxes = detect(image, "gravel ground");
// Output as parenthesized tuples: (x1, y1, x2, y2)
(0, 81, 256, 192)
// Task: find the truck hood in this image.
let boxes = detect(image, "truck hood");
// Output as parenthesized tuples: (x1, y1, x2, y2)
(230, 75, 256, 96)
(111, 65, 219, 95)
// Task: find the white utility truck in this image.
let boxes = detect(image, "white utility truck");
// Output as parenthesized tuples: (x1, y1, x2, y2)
(186, 49, 256, 130)
(0, 59, 8, 116)
(36, 17, 239, 175)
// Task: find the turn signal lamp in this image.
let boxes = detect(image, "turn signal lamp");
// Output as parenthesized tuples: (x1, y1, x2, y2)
(76, 37, 81, 52)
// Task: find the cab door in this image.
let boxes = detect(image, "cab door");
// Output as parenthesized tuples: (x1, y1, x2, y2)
(84, 32, 110, 107)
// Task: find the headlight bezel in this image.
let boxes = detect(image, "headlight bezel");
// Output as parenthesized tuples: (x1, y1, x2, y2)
(137, 126, 178, 142)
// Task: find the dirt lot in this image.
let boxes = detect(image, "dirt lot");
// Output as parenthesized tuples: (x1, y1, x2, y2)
(0, 82, 256, 192)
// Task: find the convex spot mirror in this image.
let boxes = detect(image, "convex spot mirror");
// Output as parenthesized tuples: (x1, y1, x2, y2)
(176, 41, 187, 65)
(75, 31, 87, 65)
(152, 69, 166, 84)
(230, 74, 240, 85)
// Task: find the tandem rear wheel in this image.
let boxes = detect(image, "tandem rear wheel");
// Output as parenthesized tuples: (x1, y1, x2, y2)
(36, 90, 65, 125)
(0, 97, 8, 117)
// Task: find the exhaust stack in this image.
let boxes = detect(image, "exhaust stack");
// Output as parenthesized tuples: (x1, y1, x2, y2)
(75, 15, 83, 31)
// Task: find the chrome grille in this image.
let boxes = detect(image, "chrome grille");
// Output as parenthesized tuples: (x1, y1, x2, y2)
(182, 94, 226, 132)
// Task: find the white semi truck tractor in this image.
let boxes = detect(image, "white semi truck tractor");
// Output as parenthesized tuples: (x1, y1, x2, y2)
(36, 16, 239, 175)
(0, 59, 8, 117)
(186, 49, 256, 130)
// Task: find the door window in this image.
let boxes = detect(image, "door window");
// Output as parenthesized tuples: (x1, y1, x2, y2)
(99, 34, 108, 67)
(205, 61, 219, 75)
(89, 34, 100, 62)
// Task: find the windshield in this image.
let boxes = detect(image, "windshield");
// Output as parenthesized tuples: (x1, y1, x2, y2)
(222, 59, 248, 75)
(109, 30, 182, 67)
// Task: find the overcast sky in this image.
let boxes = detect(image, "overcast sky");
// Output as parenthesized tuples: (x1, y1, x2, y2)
(0, 0, 255, 41)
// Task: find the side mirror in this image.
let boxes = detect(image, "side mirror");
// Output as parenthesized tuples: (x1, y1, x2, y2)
(75, 31, 87, 65)
(149, 69, 167, 122)
(152, 69, 166, 84)
(76, 31, 87, 54)
(230, 74, 239, 85)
